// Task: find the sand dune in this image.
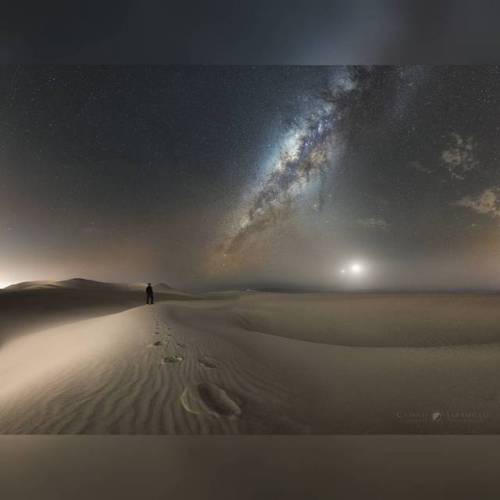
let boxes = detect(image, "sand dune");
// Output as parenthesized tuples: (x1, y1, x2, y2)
(1, 290, 500, 434)
(0, 278, 197, 344)
(0, 301, 302, 433)
(230, 292, 500, 347)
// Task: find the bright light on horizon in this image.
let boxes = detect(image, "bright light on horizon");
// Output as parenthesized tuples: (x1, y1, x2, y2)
(338, 260, 368, 278)
(350, 262, 363, 274)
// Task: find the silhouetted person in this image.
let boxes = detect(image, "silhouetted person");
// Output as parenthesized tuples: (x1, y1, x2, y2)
(146, 283, 154, 304)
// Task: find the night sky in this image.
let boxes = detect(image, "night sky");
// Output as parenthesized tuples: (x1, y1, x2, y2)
(3, 1, 500, 64)
(2, 65, 500, 290)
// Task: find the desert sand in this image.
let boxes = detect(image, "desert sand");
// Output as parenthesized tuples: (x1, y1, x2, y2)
(0, 278, 195, 345)
(1, 281, 500, 433)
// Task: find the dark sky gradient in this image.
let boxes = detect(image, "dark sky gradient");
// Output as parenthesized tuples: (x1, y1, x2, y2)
(3, 1, 500, 64)
(2, 66, 500, 290)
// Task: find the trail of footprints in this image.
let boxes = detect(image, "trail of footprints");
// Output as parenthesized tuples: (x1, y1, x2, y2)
(151, 318, 183, 363)
(149, 313, 242, 419)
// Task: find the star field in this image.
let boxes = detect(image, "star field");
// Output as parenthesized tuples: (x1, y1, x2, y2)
(2, 66, 500, 290)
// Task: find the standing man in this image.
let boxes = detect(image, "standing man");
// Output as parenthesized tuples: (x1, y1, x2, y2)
(146, 283, 154, 304)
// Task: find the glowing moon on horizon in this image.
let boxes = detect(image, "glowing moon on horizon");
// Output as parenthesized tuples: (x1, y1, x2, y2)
(339, 261, 366, 277)
(350, 262, 363, 274)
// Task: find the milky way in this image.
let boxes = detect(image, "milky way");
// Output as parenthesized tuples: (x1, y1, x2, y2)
(212, 69, 362, 269)
(213, 66, 431, 271)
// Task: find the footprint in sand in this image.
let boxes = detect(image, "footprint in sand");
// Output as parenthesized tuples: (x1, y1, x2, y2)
(198, 356, 217, 369)
(162, 354, 184, 364)
(180, 382, 242, 418)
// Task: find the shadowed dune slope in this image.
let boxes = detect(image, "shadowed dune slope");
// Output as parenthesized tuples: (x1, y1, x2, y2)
(229, 292, 500, 347)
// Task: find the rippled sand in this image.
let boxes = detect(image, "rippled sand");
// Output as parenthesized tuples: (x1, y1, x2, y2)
(2, 290, 500, 433)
